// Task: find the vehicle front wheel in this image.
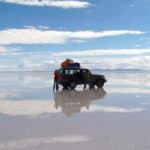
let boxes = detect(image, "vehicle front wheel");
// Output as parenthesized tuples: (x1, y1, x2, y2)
(96, 80, 104, 88)
(89, 83, 95, 89)
(69, 81, 76, 90)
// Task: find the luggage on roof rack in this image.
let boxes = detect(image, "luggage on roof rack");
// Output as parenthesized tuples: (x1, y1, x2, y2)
(61, 59, 73, 68)
(69, 62, 80, 68)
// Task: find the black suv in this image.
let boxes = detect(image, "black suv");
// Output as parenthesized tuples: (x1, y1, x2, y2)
(57, 68, 106, 89)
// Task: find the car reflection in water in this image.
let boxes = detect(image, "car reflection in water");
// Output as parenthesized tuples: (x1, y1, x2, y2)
(54, 88, 107, 117)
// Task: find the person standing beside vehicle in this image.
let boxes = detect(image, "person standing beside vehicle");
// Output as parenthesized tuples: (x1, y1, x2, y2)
(53, 69, 60, 91)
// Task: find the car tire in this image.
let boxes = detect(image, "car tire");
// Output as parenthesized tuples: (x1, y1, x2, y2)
(89, 83, 95, 89)
(96, 80, 104, 88)
(69, 81, 76, 90)
(63, 83, 68, 89)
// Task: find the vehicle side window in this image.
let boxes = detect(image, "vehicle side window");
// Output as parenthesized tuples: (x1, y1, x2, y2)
(64, 69, 74, 75)
(82, 70, 87, 74)
(63, 69, 82, 75)
(69, 70, 74, 75)
(74, 69, 80, 73)
(64, 70, 69, 75)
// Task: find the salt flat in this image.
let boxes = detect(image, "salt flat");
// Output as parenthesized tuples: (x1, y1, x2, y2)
(0, 71, 150, 150)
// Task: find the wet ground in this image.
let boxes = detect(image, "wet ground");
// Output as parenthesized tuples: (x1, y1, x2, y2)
(0, 71, 150, 150)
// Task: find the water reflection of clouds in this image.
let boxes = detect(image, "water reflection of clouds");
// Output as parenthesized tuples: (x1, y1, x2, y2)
(0, 88, 51, 101)
(0, 71, 150, 150)
(0, 100, 57, 116)
(0, 72, 51, 89)
(0, 135, 89, 150)
(85, 105, 144, 113)
(0, 71, 148, 117)
(106, 87, 150, 94)
(104, 71, 150, 93)
(0, 95, 144, 117)
(105, 71, 150, 88)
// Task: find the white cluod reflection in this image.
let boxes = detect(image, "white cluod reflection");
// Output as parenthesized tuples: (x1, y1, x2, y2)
(0, 135, 89, 150)
(83, 105, 144, 113)
(0, 100, 59, 116)
(0, 100, 145, 116)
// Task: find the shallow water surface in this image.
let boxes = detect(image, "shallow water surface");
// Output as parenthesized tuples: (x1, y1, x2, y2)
(0, 71, 150, 150)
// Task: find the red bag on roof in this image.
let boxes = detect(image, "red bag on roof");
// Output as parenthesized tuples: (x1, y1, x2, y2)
(61, 59, 73, 68)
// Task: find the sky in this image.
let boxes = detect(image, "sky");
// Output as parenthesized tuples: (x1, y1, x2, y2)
(0, 0, 150, 71)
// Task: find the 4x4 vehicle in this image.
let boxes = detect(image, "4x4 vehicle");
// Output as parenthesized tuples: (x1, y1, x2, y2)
(57, 68, 106, 89)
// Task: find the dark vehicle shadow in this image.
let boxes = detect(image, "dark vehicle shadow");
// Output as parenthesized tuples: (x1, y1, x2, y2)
(54, 88, 107, 117)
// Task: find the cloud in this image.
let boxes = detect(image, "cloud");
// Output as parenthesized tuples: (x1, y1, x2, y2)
(0, 0, 91, 8)
(1, 47, 150, 71)
(0, 46, 7, 53)
(70, 30, 143, 39)
(52, 49, 150, 56)
(19, 59, 51, 71)
(12, 58, 150, 73)
(51, 49, 150, 70)
(0, 64, 17, 70)
(0, 46, 20, 56)
(0, 49, 52, 71)
(0, 28, 144, 45)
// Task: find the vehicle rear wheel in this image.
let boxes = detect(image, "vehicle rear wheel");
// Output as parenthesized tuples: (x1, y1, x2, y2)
(63, 83, 68, 89)
(96, 80, 104, 88)
(69, 81, 76, 90)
